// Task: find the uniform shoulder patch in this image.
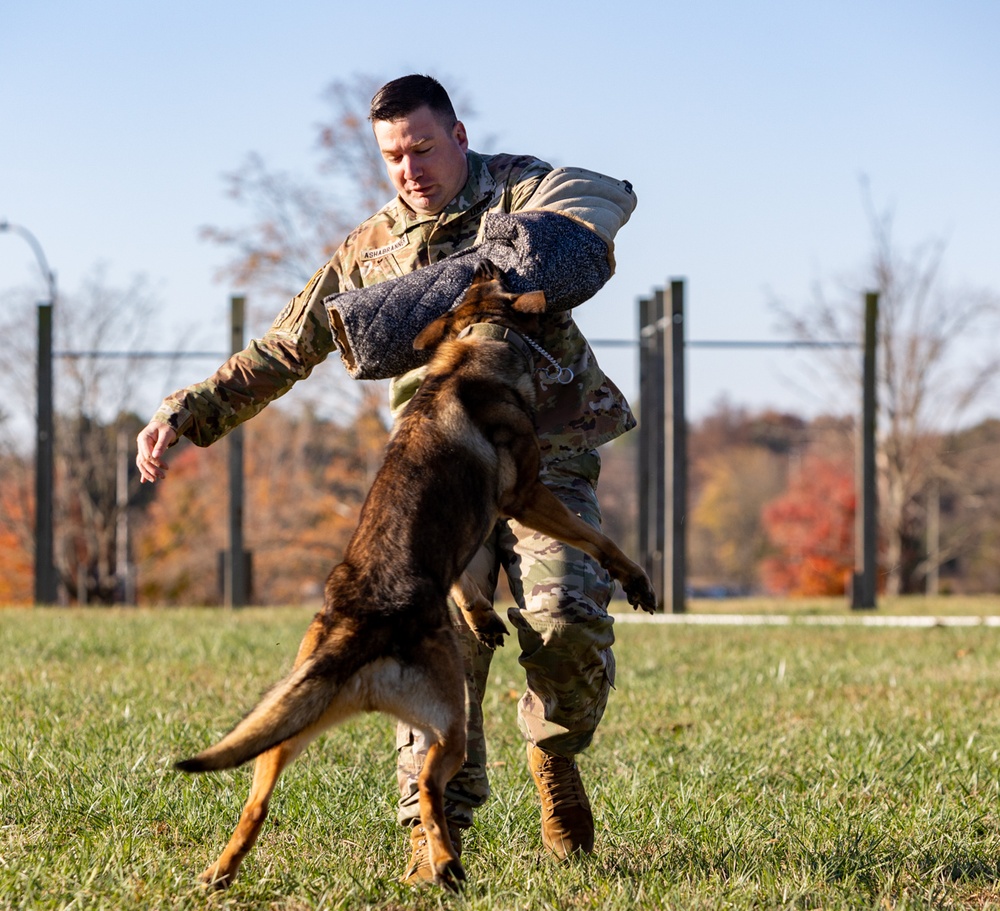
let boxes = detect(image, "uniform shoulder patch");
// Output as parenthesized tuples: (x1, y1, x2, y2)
(271, 300, 294, 328)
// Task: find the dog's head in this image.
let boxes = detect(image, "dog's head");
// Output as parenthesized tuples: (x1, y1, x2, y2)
(413, 260, 546, 353)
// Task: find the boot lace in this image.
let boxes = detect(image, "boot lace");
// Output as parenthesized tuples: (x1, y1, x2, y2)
(534, 753, 588, 811)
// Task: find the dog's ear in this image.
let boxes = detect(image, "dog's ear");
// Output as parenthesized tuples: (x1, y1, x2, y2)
(413, 313, 451, 351)
(513, 290, 546, 314)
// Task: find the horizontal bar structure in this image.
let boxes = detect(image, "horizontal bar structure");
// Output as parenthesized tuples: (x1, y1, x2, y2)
(634, 283, 878, 614)
(590, 338, 859, 350)
(54, 351, 230, 359)
(612, 613, 993, 628)
(686, 339, 858, 349)
(58, 340, 861, 359)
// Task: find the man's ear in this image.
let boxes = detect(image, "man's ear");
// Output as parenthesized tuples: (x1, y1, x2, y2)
(513, 290, 547, 314)
(413, 313, 451, 351)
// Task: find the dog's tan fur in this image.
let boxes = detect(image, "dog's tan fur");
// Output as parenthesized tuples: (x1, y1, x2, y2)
(174, 261, 657, 891)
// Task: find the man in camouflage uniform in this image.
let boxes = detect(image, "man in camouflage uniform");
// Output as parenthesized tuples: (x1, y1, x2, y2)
(137, 74, 638, 882)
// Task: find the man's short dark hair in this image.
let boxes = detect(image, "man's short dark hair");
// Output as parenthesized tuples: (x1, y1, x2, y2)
(369, 75, 457, 126)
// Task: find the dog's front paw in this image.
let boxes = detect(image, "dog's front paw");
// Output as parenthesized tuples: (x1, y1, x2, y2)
(197, 865, 233, 891)
(625, 573, 658, 614)
(471, 610, 510, 649)
(435, 857, 467, 892)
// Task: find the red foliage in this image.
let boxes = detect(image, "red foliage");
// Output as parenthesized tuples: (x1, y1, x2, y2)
(0, 478, 33, 604)
(134, 401, 388, 605)
(761, 453, 856, 596)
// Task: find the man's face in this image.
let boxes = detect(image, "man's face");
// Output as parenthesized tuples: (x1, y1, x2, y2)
(373, 105, 469, 216)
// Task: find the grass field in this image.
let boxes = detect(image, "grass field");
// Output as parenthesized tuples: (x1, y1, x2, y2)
(678, 593, 1000, 617)
(3, 602, 1000, 909)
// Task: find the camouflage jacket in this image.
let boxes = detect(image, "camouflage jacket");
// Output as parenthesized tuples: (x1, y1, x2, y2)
(154, 150, 637, 463)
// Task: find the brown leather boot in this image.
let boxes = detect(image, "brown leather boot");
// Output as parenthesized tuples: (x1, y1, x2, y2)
(527, 744, 595, 859)
(399, 821, 463, 887)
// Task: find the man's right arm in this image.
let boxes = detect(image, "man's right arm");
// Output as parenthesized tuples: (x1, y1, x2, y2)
(136, 420, 177, 483)
(145, 260, 344, 450)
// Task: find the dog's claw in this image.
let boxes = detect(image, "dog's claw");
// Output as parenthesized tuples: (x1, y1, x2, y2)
(626, 575, 658, 614)
(197, 867, 232, 892)
(435, 858, 467, 892)
(475, 630, 507, 649)
(469, 611, 510, 649)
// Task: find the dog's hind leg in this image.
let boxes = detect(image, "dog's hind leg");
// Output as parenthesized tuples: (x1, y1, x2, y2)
(196, 679, 371, 890)
(197, 734, 308, 890)
(191, 615, 360, 890)
(384, 632, 468, 890)
(417, 729, 467, 890)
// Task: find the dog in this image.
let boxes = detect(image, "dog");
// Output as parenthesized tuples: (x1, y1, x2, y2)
(174, 259, 658, 891)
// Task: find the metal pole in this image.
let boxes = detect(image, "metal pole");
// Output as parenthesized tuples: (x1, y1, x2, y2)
(852, 292, 878, 608)
(116, 427, 136, 604)
(858, 291, 879, 608)
(1, 221, 58, 604)
(650, 290, 666, 600)
(663, 279, 687, 613)
(35, 303, 57, 603)
(637, 296, 653, 581)
(926, 476, 940, 596)
(226, 295, 248, 608)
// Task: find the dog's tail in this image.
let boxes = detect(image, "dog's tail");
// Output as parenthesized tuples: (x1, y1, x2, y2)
(174, 657, 337, 773)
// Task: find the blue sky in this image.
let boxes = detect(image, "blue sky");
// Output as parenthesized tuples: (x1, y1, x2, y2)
(2, 0, 998, 425)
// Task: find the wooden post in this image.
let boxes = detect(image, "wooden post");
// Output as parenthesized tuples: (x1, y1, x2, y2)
(637, 296, 653, 582)
(663, 280, 687, 613)
(226, 295, 249, 608)
(852, 291, 878, 609)
(926, 476, 940, 596)
(35, 302, 57, 604)
(116, 427, 136, 604)
(650, 290, 666, 602)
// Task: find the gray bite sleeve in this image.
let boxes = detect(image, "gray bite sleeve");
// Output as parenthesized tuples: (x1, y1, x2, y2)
(324, 211, 611, 380)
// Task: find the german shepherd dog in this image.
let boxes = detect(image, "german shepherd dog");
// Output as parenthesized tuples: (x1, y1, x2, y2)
(174, 260, 657, 891)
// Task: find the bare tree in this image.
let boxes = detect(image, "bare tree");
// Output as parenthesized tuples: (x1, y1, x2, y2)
(935, 419, 1000, 593)
(777, 187, 1000, 594)
(316, 75, 399, 220)
(0, 267, 160, 603)
(0, 290, 48, 596)
(198, 150, 358, 297)
(199, 72, 484, 303)
(56, 267, 161, 602)
(199, 75, 393, 299)
(0, 290, 37, 444)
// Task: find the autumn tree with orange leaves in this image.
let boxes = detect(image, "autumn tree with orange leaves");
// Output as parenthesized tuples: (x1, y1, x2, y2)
(760, 452, 856, 596)
(685, 402, 808, 593)
(691, 446, 788, 593)
(135, 388, 388, 605)
(0, 453, 32, 603)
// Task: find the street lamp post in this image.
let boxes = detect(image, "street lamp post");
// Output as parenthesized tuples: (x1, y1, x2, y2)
(1, 219, 58, 604)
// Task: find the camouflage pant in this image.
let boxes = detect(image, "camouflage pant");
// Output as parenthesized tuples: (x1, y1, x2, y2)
(396, 450, 616, 828)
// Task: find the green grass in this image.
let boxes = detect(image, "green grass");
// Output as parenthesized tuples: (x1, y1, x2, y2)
(3, 606, 1000, 909)
(682, 593, 1000, 617)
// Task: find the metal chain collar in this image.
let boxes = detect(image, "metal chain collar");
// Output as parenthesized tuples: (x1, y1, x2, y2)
(523, 335, 575, 385)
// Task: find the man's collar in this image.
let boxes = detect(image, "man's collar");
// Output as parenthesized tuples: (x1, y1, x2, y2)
(445, 150, 493, 215)
(392, 151, 494, 231)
